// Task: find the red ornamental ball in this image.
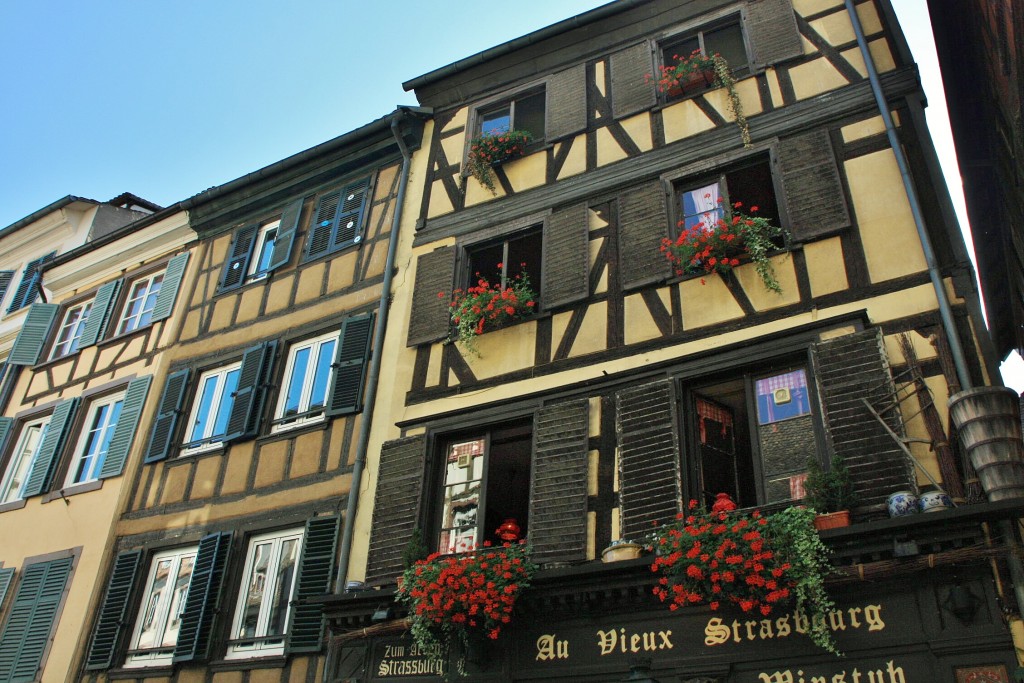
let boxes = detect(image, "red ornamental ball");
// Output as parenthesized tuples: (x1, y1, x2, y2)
(496, 518, 521, 542)
(711, 492, 738, 513)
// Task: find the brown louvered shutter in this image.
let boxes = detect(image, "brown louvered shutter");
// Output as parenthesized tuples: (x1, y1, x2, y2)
(811, 329, 913, 512)
(546, 64, 587, 140)
(529, 399, 589, 564)
(610, 42, 657, 119)
(618, 180, 672, 290)
(777, 129, 851, 242)
(616, 380, 683, 540)
(220, 224, 258, 292)
(542, 203, 589, 309)
(407, 246, 455, 346)
(746, 0, 804, 68)
(365, 436, 427, 585)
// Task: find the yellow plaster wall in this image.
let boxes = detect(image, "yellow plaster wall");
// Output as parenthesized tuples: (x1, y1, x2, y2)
(295, 261, 326, 305)
(440, 131, 466, 170)
(841, 116, 886, 142)
(803, 238, 850, 297)
(809, 8, 856, 45)
(505, 152, 547, 194)
(556, 136, 587, 180)
(735, 253, 799, 311)
(793, 0, 843, 18)
(596, 126, 630, 166)
(845, 150, 928, 282)
(789, 57, 851, 100)
(624, 290, 670, 346)
(679, 276, 745, 330)
(766, 69, 784, 108)
(618, 113, 654, 153)
(568, 302, 608, 358)
(662, 99, 717, 144)
(459, 321, 537, 380)
(704, 77, 762, 123)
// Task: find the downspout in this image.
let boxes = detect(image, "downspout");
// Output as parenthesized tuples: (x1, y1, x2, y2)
(844, 0, 973, 391)
(333, 110, 415, 592)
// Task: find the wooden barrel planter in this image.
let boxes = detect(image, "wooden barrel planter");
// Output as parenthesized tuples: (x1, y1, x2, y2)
(949, 387, 1024, 502)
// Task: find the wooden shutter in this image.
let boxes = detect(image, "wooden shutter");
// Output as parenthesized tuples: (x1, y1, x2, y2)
(406, 246, 455, 346)
(0, 418, 12, 455)
(326, 314, 374, 417)
(223, 341, 277, 442)
(144, 368, 191, 463)
(268, 197, 305, 272)
(0, 568, 13, 609)
(546, 64, 587, 140)
(811, 328, 912, 512)
(151, 252, 190, 322)
(778, 129, 851, 242)
(173, 532, 232, 663)
(332, 179, 370, 250)
(8, 303, 58, 366)
(618, 180, 672, 290)
(529, 399, 589, 563)
(99, 376, 153, 479)
(78, 280, 123, 348)
(219, 224, 258, 292)
(616, 380, 683, 540)
(610, 42, 657, 119)
(84, 550, 143, 670)
(7, 252, 55, 314)
(365, 436, 427, 584)
(286, 516, 341, 654)
(305, 189, 343, 262)
(0, 556, 73, 683)
(746, 0, 804, 69)
(21, 398, 79, 498)
(542, 203, 590, 309)
(0, 271, 15, 309)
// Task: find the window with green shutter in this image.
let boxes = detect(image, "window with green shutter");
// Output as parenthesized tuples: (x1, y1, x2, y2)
(84, 550, 143, 670)
(220, 199, 304, 292)
(144, 369, 191, 463)
(173, 532, 232, 663)
(304, 179, 370, 262)
(6, 252, 55, 314)
(20, 398, 79, 498)
(0, 555, 74, 682)
(8, 304, 59, 366)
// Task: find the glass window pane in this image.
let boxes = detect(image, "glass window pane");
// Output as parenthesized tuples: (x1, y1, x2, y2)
(238, 542, 272, 639)
(90, 400, 123, 477)
(481, 107, 511, 136)
(308, 340, 336, 411)
(136, 558, 173, 650)
(680, 182, 723, 232)
(253, 228, 278, 276)
(704, 23, 747, 72)
(266, 538, 300, 637)
(515, 91, 546, 140)
(284, 348, 310, 417)
(212, 369, 240, 438)
(189, 377, 219, 442)
(161, 554, 195, 648)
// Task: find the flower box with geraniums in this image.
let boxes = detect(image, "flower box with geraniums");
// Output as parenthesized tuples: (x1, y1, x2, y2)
(466, 129, 533, 194)
(661, 199, 787, 293)
(440, 265, 538, 354)
(647, 501, 839, 654)
(652, 50, 751, 147)
(397, 542, 537, 666)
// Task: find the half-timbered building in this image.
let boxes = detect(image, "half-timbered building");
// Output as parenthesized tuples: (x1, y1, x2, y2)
(328, 1, 1022, 682)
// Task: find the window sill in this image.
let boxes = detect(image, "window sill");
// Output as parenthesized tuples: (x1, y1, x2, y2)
(97, 324, 154, 349)
(0, 499, 26, 514)
(108, 665, 175, 679)
(217, 272, 275, 298)
(170, 444, 227, 465)
(42, 479, 103, 503)
(261, 418, 329, 444)
(209, 655, 288, 671)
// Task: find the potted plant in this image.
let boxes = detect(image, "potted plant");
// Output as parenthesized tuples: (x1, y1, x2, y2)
(803, 455, 856, 529)
(660, 199, 786, 293)
(465, 129, 533, 194)
(652, 50, 751, 147)
(398, 528, 430, 589)
(396, 541, 537, 662)
(439, 266, 538, 354)
(601, 538, 644, 562)
(647, 502, 838, 654)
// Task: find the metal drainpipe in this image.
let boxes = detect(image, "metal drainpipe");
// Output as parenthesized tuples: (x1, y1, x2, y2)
(333, 110, 414, 593)
(844, 0, 973, 392)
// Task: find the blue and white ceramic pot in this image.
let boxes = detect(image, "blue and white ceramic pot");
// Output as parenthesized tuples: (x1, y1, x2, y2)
(919, 490, 953, 513)
(887, 490, 919, 517)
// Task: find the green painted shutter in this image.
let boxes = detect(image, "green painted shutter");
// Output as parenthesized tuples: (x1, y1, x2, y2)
(143, 369, 190, 463)
(21, 398, 79, 498)
(529, 399, 590, 563)
(542, 203, 590, 309)
(219, 225, 258, 292)
(0, 556, 74, 683)
(0, 568, 13, 610)
(173, 532, 232, 663)
(406, 246, 455, 346)
(746, 0, 804, 69)
(7, 253, 55, 314)
(778, 129, 851, 242)
(365, 436, 427, 585)
(83, 550, 143, 670)
(332, 179, 370, 251)
(78, 280, 123, 348)
(224, 341, 277, 442)
(286, 516, 340, 654)
(99, 376, 153, 479)
(150, 252, 190, 322)
(326, 314, 374, 417)
(268, 198, 305, 272)
(0, 272, 15, 310)
(8, 304, 59, 366)
(618, 180, 672, 290)
(610, 42, 656, 119)
(304, 189, 343, 262)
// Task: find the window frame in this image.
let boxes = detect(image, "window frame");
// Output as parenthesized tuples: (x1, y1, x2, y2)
(656, 13, 751, 102)
(0, 416, 50, 505)
(460, 226, 544, 301)
(465, 82, 548, 166)
(180, 361, 243, 456)
(271, 330, 341, 433)
(248, 219, 280, 282)
(115, 269, 166, 337)
(123, 546, 198, 669)
(225, 527, 305, 659)
(63, 390, 126, 487)
(48, 298, 93, 360)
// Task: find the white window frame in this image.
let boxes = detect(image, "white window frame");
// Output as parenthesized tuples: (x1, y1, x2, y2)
(49, 300, 93, 360)
(226, 527, 305, 659)
(0, 417, 50, 504)
(64, 391, 125, 486)
(272, 330, 340, 433)
(124, 546, 198, 668)
(116, 271, 165, 336)
(248, 219, 280, 282)
(181, 362, 242, 455)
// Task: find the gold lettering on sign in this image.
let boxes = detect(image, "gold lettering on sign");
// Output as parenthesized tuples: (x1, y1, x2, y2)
(596, 628, 673, 655)
(757, 659, 906, 683)
(705, 604, 886, 647)
(535, 634, 569, 661)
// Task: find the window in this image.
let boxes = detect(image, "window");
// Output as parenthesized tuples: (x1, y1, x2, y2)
(181, 363, 241, 455)
(0, 417, 49, 504)
(6, 252, 55, 314)
(660, 18, 749, 99)
(227, 528, 304, 658)
(303, 179, 370, 263)
(64, 392, 125, 486)
(249, 220, 279, 281)
(464, 228, 543, 298)
(49, 300, 93, 360)
(437, 421, 532, 553)
(116, 271, 164, 336)
(124, 547, 197, 668)
(675, 157, 782, 240)
(0, 555, 74, 680)
(476, 88, 546, 141)
(273, 331, 338, 431)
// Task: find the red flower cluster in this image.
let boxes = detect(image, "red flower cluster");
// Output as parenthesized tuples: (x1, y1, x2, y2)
(399, 542, 536, 646)
(466, 129, 532, 193)
(649, 500, 794, 616)
(649, 49, 720, 94)
(440, 265, 537, 350)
